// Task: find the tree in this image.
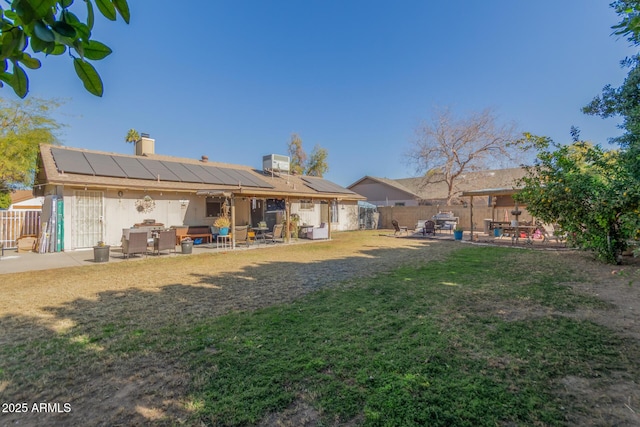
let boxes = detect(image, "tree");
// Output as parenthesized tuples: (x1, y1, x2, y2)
(0, 0, 130, 98)
(407, 107, 520, 205)
(125, 128, 139, 144)
(306, 145, 328, 177)
(287, 133, 306, 175)
(515, 133, 640, 263)
(0, 96, 62, 195)
(305, 145, 329, 178)
(0, 190, 10, 209)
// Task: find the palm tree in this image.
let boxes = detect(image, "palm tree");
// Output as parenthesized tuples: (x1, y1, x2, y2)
(125, 129, 140, 144)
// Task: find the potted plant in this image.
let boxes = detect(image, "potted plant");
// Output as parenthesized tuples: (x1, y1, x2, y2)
(453, 225, 464, 241)
(285, 213, 300, 238)
(214, 216, 231, 236)
(93, 241, 110, 262)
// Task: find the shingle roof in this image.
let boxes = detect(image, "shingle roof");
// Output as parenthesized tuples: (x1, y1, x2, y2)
(347, 176, 422, 199)
(394, 168, 525, 200)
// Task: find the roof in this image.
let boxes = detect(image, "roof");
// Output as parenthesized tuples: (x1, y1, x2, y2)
(10, 189, 36, 204)
(460, 187, 521, 197)
(394, 168, 526, 200)
(347, 175, 422, 199)
(36, 145, 364, 200)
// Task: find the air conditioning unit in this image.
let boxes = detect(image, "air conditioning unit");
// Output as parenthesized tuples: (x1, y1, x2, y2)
(263, 154, 290, 173)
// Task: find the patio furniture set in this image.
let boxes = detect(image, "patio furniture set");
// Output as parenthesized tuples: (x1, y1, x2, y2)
(392, 213, 459, 237)
(116, 222, 330, 260)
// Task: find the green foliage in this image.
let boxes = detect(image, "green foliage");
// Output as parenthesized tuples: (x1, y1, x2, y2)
(286, 133, 329, 176)
(0, 96, 62, 191)
(0, 0, 130, 98)
(287, 133, 306, 175)
(610, 0, 640, 45)
(514, 133, 640, 263)
(124, 128, 139, 144)
(305, 144, 329, 177)
(0, 190, 10, 209)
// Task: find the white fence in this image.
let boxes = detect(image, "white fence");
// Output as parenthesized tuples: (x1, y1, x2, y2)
(0, 209, 41, 248)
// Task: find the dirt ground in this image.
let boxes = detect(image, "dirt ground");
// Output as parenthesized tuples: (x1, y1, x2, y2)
(0, 233, 639, 426)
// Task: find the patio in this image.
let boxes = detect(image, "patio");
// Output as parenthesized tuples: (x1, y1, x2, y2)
(0, 238, 318, 275)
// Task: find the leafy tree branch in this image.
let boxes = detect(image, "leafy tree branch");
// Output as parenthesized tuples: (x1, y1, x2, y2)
(0, 0, 130, 98)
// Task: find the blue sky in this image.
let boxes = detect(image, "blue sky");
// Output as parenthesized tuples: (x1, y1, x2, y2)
(12, 0, 637, 187)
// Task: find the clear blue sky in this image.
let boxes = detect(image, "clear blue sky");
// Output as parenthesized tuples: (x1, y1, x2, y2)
(12, 0, 637, 187)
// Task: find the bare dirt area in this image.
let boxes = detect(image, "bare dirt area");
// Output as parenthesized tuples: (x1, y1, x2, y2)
(0, 232, 639, 426)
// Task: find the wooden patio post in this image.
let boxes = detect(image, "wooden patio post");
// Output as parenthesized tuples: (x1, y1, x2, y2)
(469, 195, 474, 241)
(285, 197, 291, 243)
(230, 195, 236, 249)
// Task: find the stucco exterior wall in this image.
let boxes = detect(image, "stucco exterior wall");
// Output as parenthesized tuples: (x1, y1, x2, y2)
(39, 185, 361, 249)
(377, 205, 533, 232)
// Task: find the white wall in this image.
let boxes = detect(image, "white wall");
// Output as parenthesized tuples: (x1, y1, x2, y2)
(56, 188, 361, 249)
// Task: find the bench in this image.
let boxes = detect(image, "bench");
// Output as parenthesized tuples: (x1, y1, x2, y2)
(172, 225, 212, 245)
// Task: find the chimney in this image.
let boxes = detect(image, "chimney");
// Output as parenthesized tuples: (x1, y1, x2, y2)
(200, 155, 208, 163)
(135, 133, 155, 156)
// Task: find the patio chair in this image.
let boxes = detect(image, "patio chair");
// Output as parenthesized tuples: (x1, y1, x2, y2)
(122, 231, 148, 258)
(391, 219, 408, 236)
(265, 223, 284, 243)
(306, 222, 329, 240)
(423, 220, 436, 236)
(153, 229, 176, 255)
(234, 225, 250, 248)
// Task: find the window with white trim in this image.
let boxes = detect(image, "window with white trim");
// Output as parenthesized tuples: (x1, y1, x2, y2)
(299, 199, 313, 210)
(330, 200, 339, 223)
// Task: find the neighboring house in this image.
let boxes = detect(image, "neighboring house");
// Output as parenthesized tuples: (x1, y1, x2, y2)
(34, 138, 364, 250)
(349, 168, 526, 207)
(346, 176, 422, 207)
(8, 190, 43, 210)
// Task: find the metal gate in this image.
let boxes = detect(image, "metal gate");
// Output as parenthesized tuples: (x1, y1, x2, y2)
(0, 210, 41, 248)
(73, 191, 103, 248)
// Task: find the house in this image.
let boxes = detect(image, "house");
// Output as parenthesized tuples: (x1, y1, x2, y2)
(8, 189, 43, 210)
(33, 138, 365, 250)
(348, 168, 526, 207)
(346, 176, 422, 207)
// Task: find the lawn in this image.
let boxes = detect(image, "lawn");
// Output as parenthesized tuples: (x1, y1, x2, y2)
(0, 231, 638, 426)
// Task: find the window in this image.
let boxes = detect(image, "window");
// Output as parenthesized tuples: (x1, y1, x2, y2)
(394, 202, 405, 207)
(299, 199, 314, 210)
(206, 197, 223, 217)
(330, 200, 339, 223)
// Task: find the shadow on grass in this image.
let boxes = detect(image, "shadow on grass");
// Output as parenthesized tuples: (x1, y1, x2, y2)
(0, 238, 447, 426)
(0, 241, 638, 426)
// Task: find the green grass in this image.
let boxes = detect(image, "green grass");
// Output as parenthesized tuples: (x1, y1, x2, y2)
(0, 245, 636, 426)
(180, 247, 632, 426)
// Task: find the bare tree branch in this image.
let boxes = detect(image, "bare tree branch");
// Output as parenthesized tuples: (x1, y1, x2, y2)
(407, 106, 521, 205)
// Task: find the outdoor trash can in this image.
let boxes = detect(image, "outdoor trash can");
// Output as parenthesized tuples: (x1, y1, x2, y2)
(181, 240, 193, 254)
(93, 245, 110, 262)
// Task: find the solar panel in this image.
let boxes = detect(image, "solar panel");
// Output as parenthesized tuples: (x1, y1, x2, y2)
(51, 148, 94, 175)
(162, 162, 203, 183)
(51, 147, 275, 188)
(301, 177, 353, 194)
(202, 166, 237, 185)
(211, 167, 243, 185)
(137, 158, 181, 182)
(83, 153, 128, 178)
(112, 156, 156, 180)
(181, 163, 224, 185)
(234, 169, 274, 188)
